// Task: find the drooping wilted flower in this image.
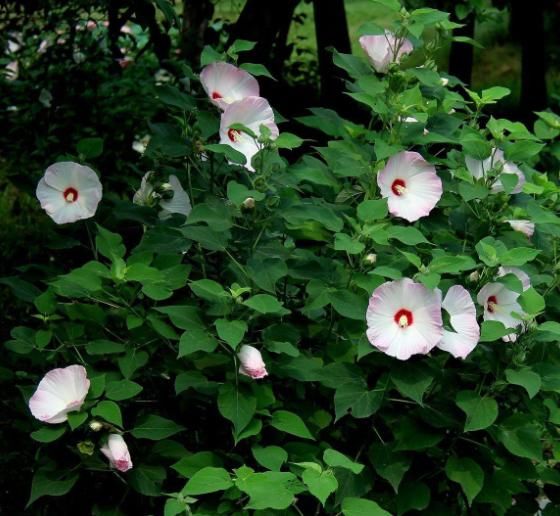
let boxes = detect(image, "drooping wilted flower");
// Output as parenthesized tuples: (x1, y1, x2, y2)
(219, 96, 279, 172)
(377, 151, 442, 222)
(238, 345, 268, 379)
(477, 267, 530, 342)
(100, 434, 133, 472)
(28, 365, 90, 424)
(359, 31, 413, 73)
(36, 162, 103, 224)
(437, 286, 480, 359)
(366, 278, 443, 360)
(465, 148, 525, 194)
(200, 62, 260, 110)
(506, 219, 535, 238)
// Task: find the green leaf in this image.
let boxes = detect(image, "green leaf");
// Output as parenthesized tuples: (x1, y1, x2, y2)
(369, 443, 411, 493)
(182, 467, 233, 495)
(218, 384, 256, 440)
(429, 255, 477, 274)
(538, 321, 560, 335)
(397, 481, 431, 515)
(239, 62, 276, 80)
(334, 376, 387, 421)
(275, 132, 304, 149)
(518, 287, 545, 315)
(505, 368, 541, 399)
(387, 226, 429, 245)
(243, 294, 290, 315)
(236, 471, 299, 510)
(357, 199, 388, 222)
(445, 456, 484, 506)
(91, 400, 123, 428)
(128, 464, 166, 496)
(302, 467, 338, 506)
(480, 320, 512, 342)
(96, 225, 126, 262)
(105, 379, 143, 401)
(323, 449, 364, 474)
(30, 426, 66, 443)
(27, 467, 79, 507)
(252, 445, 288, 471)
(270, 410, 314, 440)
(67, 411, 88, 430)
(481, 86, 511, 103)
(228, 39, 256, 54)
(205, 143, 246, 165)
(334, 233, 365, 254)
(172, 451, 223, 478)
(456, 391, 498, 432)
(189, 279, 228, 302)
(179, 328, 219, 356)
(497, 419, 542, 460)
(390, 363, 433, 405)
(131, 415, 185, 440)
(85, 339, 125, 355)
(342, 497, 391, 516)
(500, 247, 540, 266)
(329, 290, 368, 321)
(77, 137, 103, 158)
(215, 319, 247, 350)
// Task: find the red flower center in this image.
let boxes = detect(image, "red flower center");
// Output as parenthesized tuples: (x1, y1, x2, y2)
(487, 295, 498, 313)
(228, 128, 240, 142)
(391, 178, 407, 196)
(394, 308, 413, 328)
(63, 187, 79, 203)
(212, 91, 222, 99)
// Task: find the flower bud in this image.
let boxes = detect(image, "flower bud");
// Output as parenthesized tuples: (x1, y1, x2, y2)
(468, 270, 480, 283)
(101, 434, 133, 472)
(89, 420, 104, 432)
(364, 253, 377, 265)
(77, 440, 95, 456)
(237, 345, 268, 380)
(242, 197, 255, 209)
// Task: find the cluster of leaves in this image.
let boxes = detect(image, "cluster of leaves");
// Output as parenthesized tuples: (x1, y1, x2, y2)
(4, 0, 560, 514)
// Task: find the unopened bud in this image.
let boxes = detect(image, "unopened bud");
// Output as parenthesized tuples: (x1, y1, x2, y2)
(89, 420, 103, 432)
(440, 77, 449, 87)
(468, 271, 480, 283)
(364, 253, 377, 265)
(77, 440, 95, 456)
(242, 197, 255, 209)
(160, 182, 172, 191)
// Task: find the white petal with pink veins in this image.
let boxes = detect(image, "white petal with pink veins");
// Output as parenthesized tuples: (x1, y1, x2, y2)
(438, 286, 480, 359)
(36, 162, 102, 224)
(219, 96, 279, 172)
(200, 62, 260, 110)
(359, 31, 413, 73)
(366, 278, 443, 360)
(29, 365, 90, 424)
(377, 151, 442, 222)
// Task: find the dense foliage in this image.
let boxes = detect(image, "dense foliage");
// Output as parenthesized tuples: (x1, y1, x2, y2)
(4, 0, 560, 514)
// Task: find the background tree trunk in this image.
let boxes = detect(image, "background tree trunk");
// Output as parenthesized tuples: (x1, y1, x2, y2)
(512, 0, 548, 120)
(181, 0, 214, 64)
(312, 0, 352, 106)
(448, 13, 475, 85)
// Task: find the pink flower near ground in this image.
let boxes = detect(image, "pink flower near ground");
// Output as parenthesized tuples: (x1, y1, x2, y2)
(359, 31, 413, 73)
(28, 365, 90, 424)
(377, 151, 442, 222)
(366, 278, 443, 360)
(238, 345, 268, 379)
(219, 96, 279, 172)
(101, 434, 133, 472)
(200, 62, 260, 110)
(36, 162, 103, 224)
(437, 286, 480, 359)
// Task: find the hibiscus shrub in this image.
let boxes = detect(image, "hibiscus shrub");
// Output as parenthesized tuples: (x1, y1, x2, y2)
(6, 2, 560, 514)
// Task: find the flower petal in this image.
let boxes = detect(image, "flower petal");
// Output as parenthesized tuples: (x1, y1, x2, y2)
(200, 62, 260, 109)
